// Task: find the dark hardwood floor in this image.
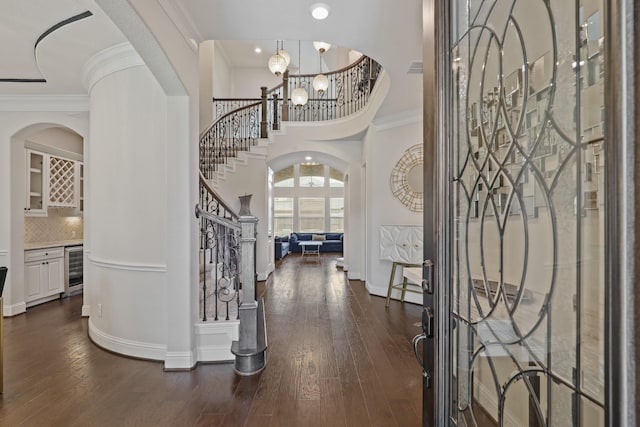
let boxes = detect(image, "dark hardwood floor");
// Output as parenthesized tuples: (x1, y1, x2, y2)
(0, 253, 423, 426)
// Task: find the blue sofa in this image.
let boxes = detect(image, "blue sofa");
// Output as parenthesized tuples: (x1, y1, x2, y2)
(275, 236, 290, 260)
(289, 232, 343, 253)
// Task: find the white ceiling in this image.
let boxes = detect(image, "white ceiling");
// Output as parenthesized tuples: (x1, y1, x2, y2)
(0, 0, 126, 95)
(173, 0, 424, 118)
(0, 0, 423, 118)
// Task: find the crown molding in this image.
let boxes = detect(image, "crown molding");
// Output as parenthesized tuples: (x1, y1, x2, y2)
(372, 109, 423, 132)
(81, 42, 144, 92)
(0, 95, 89, 112)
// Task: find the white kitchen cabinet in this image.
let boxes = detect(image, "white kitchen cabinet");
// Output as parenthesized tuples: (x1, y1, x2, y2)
(25, 150, 84, 216)
(24, 247, 64, 307)
(25, 149, 48, 216)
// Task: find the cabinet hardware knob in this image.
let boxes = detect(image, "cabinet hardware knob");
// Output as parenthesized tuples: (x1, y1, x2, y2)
(45, 252, 48, 255)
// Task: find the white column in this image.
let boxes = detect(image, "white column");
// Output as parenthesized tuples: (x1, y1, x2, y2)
(83, 43, 193, 365)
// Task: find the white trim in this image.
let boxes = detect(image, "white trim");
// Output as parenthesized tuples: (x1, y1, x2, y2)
(0, 249, 8, 256)
(82, 42, 145, 92)
(195, 320, 238, 362)
(164, 351, 196, 370)
(0, 95, 89, 112)
(3, 302, 26, 317)
(81, 304, 91, 317)
(88, 318, 167, 360)
(372, 109, 423, 132)
(88, 255, 167, 272)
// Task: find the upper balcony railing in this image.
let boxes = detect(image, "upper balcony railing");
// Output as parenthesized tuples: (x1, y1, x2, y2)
(201, 55, 382, 178)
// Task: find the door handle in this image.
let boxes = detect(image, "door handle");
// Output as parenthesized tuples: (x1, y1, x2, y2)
(412, 332, 426, 370)
(412, 333, 431, 382)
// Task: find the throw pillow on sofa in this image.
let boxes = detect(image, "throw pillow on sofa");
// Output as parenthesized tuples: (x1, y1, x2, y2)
(312, 234, 326, 241)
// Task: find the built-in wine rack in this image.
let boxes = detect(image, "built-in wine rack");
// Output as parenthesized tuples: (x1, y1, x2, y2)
(48, 156, 75, 207)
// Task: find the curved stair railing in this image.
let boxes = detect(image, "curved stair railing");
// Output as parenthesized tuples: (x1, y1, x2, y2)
(200, 101, 262, 179)
(285, 55, 382, 122)
(196, 172, 240, 322)
(203, 55, 382, 176)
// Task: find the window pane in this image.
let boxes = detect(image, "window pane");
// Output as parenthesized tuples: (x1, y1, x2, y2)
(274, 165, 294, 187)
(330, 198, 344, 215)
(329, 167, 344, 187)
(274, 218, 293, 236)
(299, 197, 324, 232)
(300, 164, 325, 187)
(274, 197, 293, 236)
(330, 198, 344, 232)
(330, 218, 344, 232)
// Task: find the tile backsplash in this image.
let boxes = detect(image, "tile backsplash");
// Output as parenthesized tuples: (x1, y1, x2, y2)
(24, 210, 83, 243)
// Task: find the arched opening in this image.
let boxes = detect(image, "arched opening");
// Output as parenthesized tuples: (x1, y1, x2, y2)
(9, 122, 86, 316)
(268, 151, 353, 270)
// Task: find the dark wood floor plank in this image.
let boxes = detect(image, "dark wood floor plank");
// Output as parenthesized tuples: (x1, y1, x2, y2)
(1, 253, 422, 427)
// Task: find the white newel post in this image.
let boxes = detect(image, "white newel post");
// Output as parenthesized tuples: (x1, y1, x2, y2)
(231, 195, 267, 375)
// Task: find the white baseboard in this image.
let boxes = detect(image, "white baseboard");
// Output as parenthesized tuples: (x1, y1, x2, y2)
(347, 271, 361, 280)
(88, 318, 167, 361)
(3, 301, 26, 317)
(195, 320, 239, 362)
(164, 351, 196, 370)
(257, 270, 270, 281)
(81, 304, 91, 317)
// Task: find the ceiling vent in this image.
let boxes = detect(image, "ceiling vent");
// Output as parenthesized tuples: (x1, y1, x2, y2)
(407, 60, 423, 74)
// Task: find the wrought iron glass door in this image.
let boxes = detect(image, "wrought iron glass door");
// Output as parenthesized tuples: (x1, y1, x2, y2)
(447, 0, 606, 425)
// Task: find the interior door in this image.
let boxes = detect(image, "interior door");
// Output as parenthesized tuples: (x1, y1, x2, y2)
(441, 0, 607, 425)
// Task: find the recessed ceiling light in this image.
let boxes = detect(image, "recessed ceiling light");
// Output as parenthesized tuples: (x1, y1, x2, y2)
(310, 3, 330, 20)
(305, 156, 313, 161)
(254, 47, 262, 53)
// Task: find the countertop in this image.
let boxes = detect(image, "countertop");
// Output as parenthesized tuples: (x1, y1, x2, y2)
(24, 239, 83, 250)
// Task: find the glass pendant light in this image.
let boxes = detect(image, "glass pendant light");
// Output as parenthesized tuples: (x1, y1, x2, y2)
(268, 41, 287, 76)
(291, 86, 309, 106)
(277, 41, 291, 67)
(312, 49, 329, 94)
(292, 40, 308, 106)
(268, 53, 287, 76)
(313, 41, 331, 54)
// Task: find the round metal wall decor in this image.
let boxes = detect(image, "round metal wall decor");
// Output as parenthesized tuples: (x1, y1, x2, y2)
(390, 143, 424, 212)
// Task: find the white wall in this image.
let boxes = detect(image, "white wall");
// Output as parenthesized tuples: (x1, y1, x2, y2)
(230, 68, 282, 98)
(199, 41, 215, 132)
(212, 41, 232, 98)
(362, 119, 423, 303)
(26, 127, 84, 157)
